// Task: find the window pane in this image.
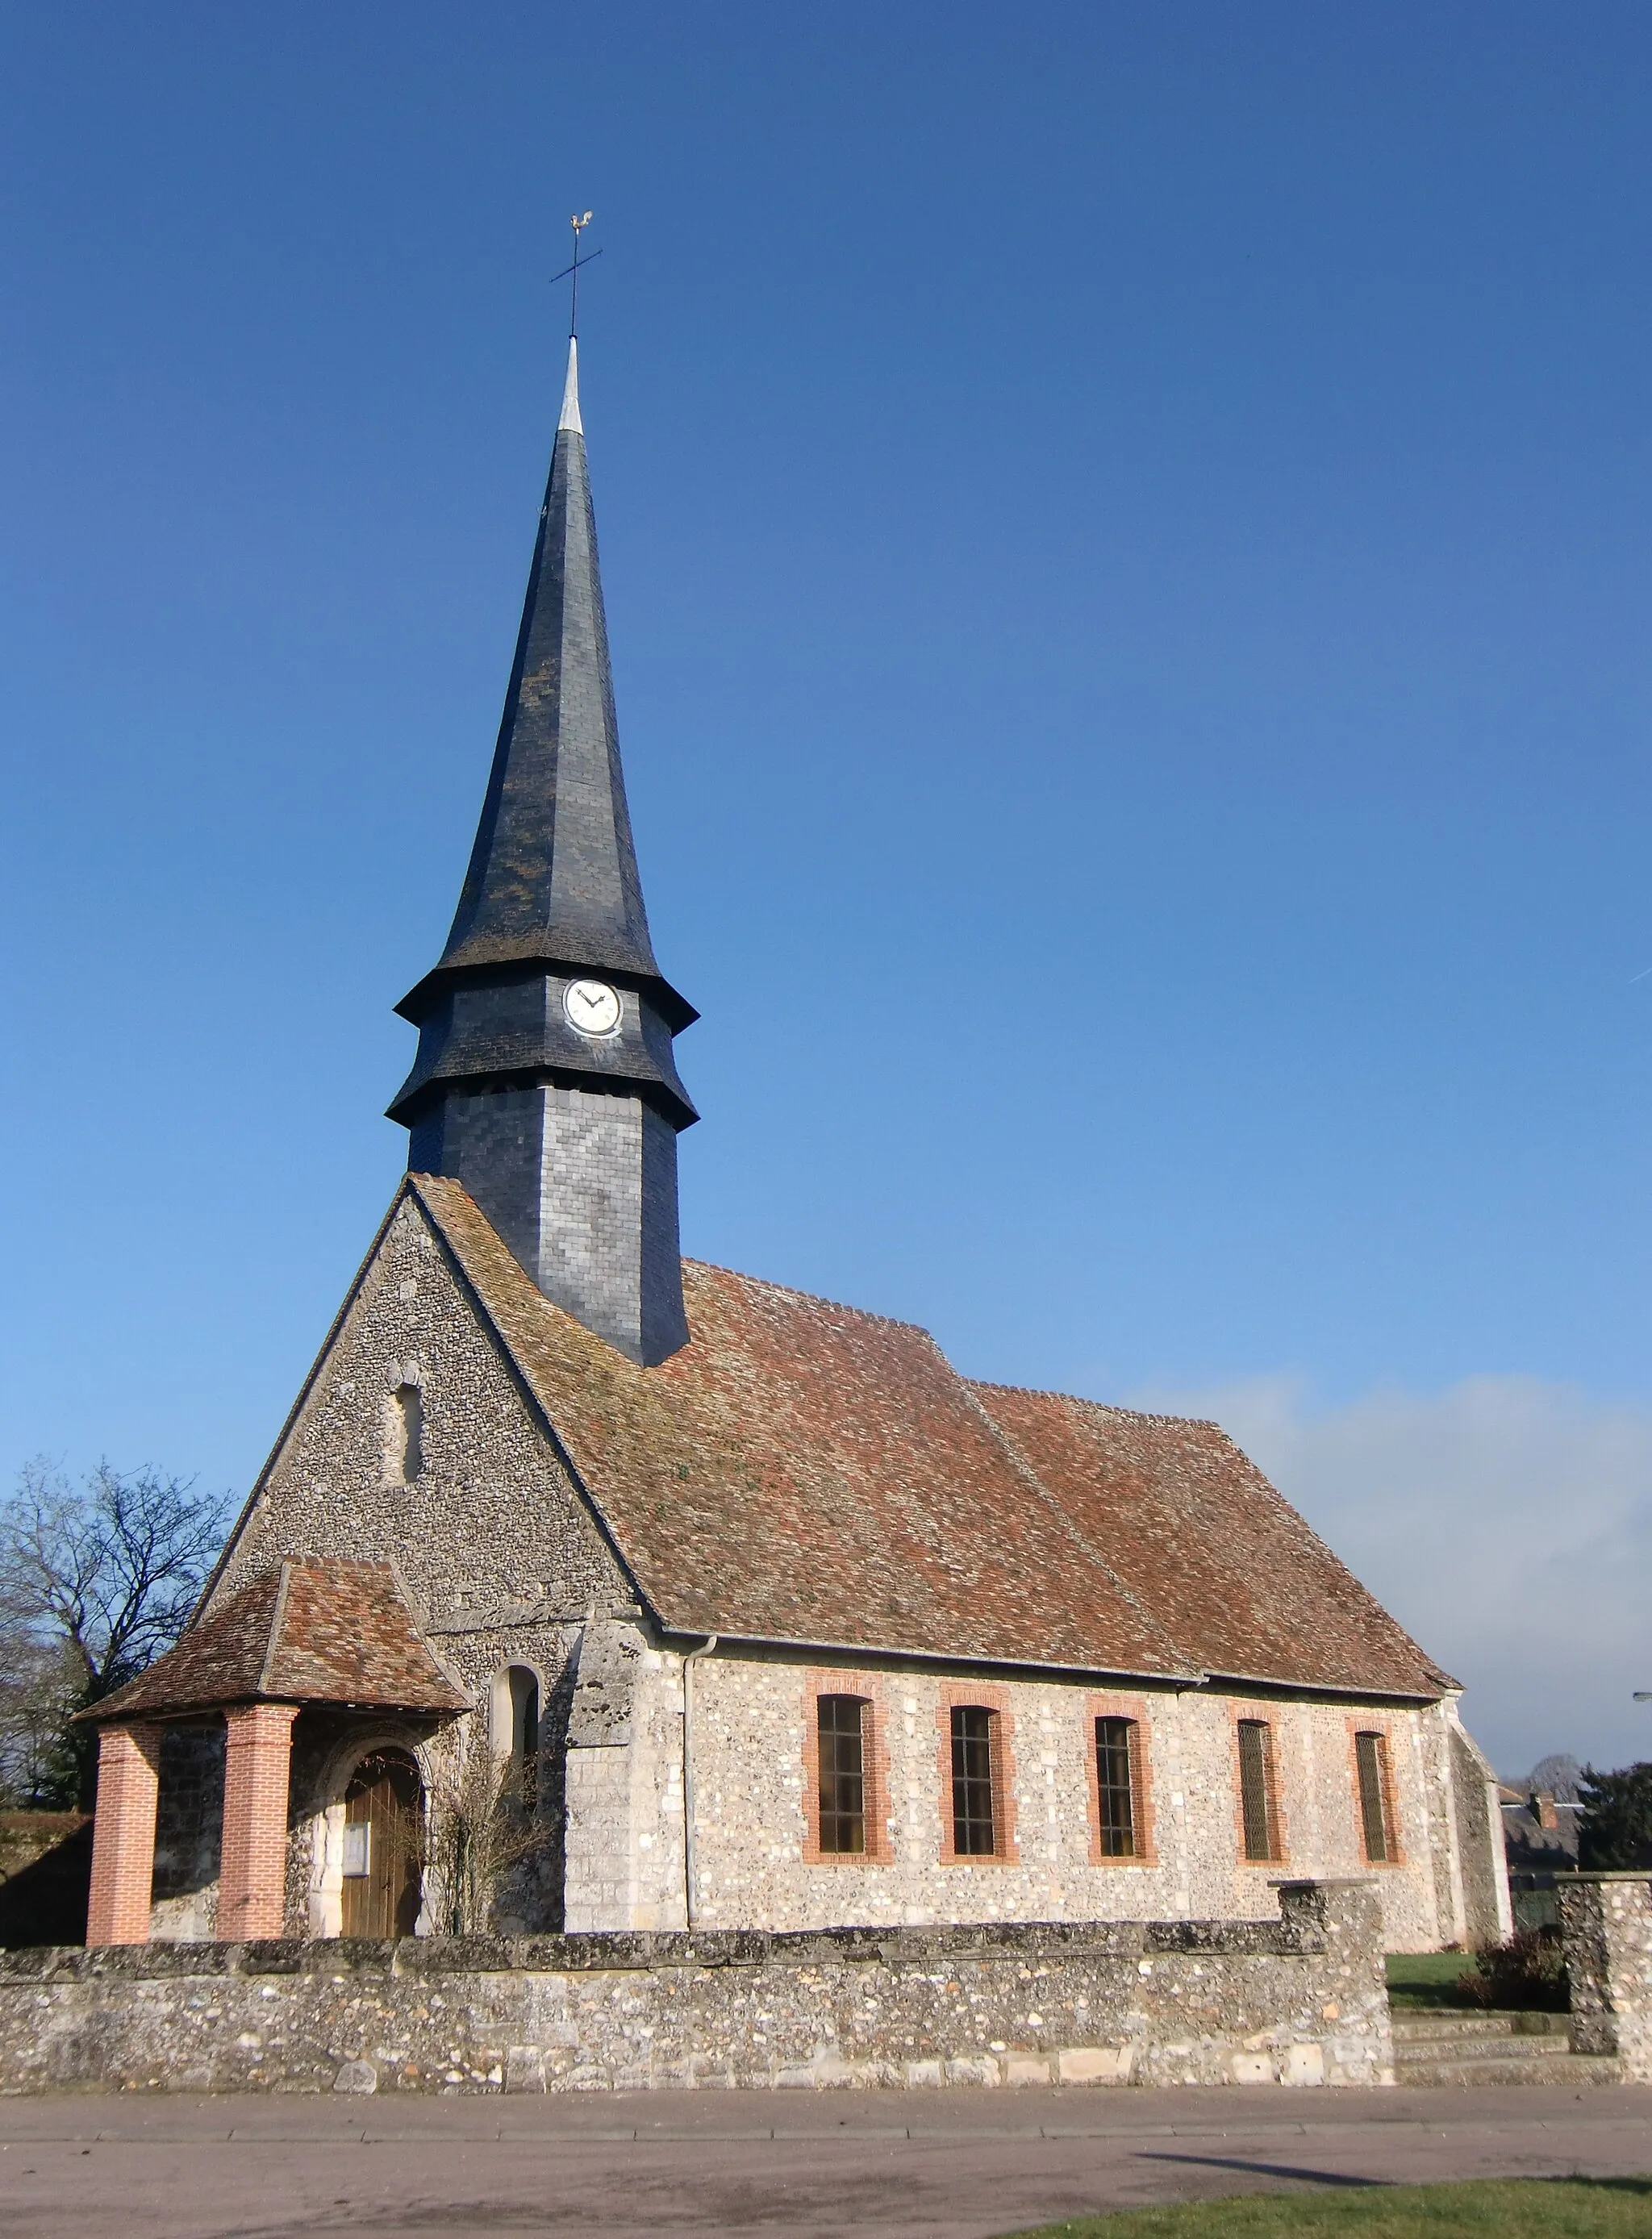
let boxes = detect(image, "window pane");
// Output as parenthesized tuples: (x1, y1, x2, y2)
(1238, 1720, 1274, 1862)
(951, 1705, 997, 1855)
(1095, 1716, 1137, 1857)
(1355, 1731, 1389, 1862)
(817, 1695, 866, 1853)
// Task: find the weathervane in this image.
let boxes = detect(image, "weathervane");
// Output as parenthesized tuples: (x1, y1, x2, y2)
(549, 211, 602, 339)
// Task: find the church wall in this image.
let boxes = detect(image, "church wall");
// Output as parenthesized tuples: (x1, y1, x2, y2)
(678, 1649, 1460, 1949)
(1446, 1718, 1512, 1946)
(180, 1196, 1502, 1952)
(197, 1193, 656, 1937)
(211, 1195, 632, 1639)
(209, 1193, 636, 1739)
(562, 1624, 688, 1932)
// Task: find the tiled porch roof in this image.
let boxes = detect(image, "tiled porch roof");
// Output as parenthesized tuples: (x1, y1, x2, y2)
(80, 1561, 469, 1723)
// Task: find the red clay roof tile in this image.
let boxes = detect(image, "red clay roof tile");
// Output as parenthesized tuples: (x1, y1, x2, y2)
(413, 1175, 1445, 1698)
(81, 1561, 469, 1721)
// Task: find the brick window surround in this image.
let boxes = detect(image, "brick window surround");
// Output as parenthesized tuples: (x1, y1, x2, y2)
(218, 1703, 300, 1941)
(1084, 1693, 1158, 1866)
(800, 1673, 892, 1864)
(1231, 1715, 1288, 1867)
(937, 1682, 1019, 1864)
(86, 1722, 164, 1947)
(1347, 1719, 1404, 1867)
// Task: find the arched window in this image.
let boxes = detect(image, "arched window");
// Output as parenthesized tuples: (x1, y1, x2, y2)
(384, 1383, 424, 1484)
(507, 1665, 540, 1808)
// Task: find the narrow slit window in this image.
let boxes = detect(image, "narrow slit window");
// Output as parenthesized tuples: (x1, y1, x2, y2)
(1095, 1716, 1138, 1857)
(816, 1695, 866, 1854)
(1355, 1730, 1391, 1862)
(950, 1705, 998, 1856)
(1237, 1719, 1278, 1862)
(386, 1382, 424, 1483)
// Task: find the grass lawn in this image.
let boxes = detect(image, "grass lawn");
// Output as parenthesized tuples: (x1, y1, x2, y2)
(996, 2175, 1652, 2237)
(1384, 1949, 1475, 2008)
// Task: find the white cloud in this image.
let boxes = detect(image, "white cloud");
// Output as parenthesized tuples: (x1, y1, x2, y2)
(1120, 1372, 1652, 1780)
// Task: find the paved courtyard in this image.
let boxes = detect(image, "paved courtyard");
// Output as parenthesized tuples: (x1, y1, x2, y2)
(1, 2085, 1650, 2237)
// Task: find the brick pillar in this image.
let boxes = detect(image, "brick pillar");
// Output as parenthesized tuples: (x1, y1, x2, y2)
(86, 1723, 163, 1946)
(217, 1703, 298, 1942)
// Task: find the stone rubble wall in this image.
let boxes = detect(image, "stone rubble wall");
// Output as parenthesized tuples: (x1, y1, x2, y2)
(0, 1881, 1390, 2096)
(680, 1649, 1486, 1951)
(207, 1195, 632, 1637)
(1561, 1874, 1652, 2080)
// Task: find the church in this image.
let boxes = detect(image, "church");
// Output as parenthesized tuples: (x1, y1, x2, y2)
(78, 336, 1511, 1961)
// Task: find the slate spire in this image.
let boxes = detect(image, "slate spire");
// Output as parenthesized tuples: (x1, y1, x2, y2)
(391, 337, 694, 1049)
(390, 340, 696, 1366)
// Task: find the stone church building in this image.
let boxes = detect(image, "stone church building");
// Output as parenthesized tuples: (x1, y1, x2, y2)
(81, 340, 1510, 1961)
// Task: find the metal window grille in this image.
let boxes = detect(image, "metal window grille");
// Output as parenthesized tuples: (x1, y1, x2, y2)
(1095, 1716, 1137, 1857)
(1354, 1730, 1391, 1862)
(950, 1705, 998, 1855)
(1237, 1720, 1277, 1862)
(817, 1695, 866, 1853)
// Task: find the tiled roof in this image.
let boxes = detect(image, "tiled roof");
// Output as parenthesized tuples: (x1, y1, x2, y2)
(81, 1561, 469, 1723)
(413, 1176, 1448, 1699)
(972, 1385, 1453, 1698)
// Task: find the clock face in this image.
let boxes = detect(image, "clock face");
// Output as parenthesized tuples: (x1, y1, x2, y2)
(563, 978, 623, 1037)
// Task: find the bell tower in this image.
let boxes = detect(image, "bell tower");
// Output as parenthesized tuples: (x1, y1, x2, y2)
(388, 339, 697, 1365)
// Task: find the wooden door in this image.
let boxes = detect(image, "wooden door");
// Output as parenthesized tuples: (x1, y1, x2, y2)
(340, 1749, 423, 1937)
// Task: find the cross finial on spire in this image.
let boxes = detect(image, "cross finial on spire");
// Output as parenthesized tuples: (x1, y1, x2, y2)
(568, 210, 593, 338)
(550, 212, 599, 432)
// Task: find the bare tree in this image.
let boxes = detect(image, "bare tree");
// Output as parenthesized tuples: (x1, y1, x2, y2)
(426, 1734, 553, 1935)
(0, 1460, 232, 1805)
(0, 1636, 82, 1808)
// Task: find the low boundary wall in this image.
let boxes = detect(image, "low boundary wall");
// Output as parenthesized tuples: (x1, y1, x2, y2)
(0, 1879, 1391, 2095)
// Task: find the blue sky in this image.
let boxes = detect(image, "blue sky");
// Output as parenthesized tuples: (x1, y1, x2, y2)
(5, 4, 1651, 1772)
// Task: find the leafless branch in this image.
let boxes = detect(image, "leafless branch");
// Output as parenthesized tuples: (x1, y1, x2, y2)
(0, 1458, 232, 1802)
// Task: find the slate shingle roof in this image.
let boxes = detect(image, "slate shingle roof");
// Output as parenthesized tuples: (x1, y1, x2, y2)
(81, 1561, 469, 1722)
(413, 1174, 1449, 1699)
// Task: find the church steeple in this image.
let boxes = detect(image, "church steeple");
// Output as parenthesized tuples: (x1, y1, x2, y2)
(389, 337, 696, 1366)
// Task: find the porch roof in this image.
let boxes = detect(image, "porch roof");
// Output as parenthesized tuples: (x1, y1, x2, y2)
(78, 1561, 469, 1724)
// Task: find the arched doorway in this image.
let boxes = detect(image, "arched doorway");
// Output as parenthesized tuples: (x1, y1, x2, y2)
(340, 1748, 423, 1937)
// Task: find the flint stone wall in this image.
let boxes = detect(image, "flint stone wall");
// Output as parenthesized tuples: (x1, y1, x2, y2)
(1561, 1874, 1652, 2082)
(0, 1880, 1389, 2095)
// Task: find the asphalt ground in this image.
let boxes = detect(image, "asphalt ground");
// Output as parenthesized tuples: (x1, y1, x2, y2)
(2, 2085, 1650, 2237)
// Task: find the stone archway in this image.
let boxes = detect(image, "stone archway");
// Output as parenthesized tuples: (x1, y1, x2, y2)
(340, 1747, 423, 1938)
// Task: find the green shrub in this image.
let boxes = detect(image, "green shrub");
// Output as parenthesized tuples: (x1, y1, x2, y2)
(1455, 1926, 1568, 2012)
